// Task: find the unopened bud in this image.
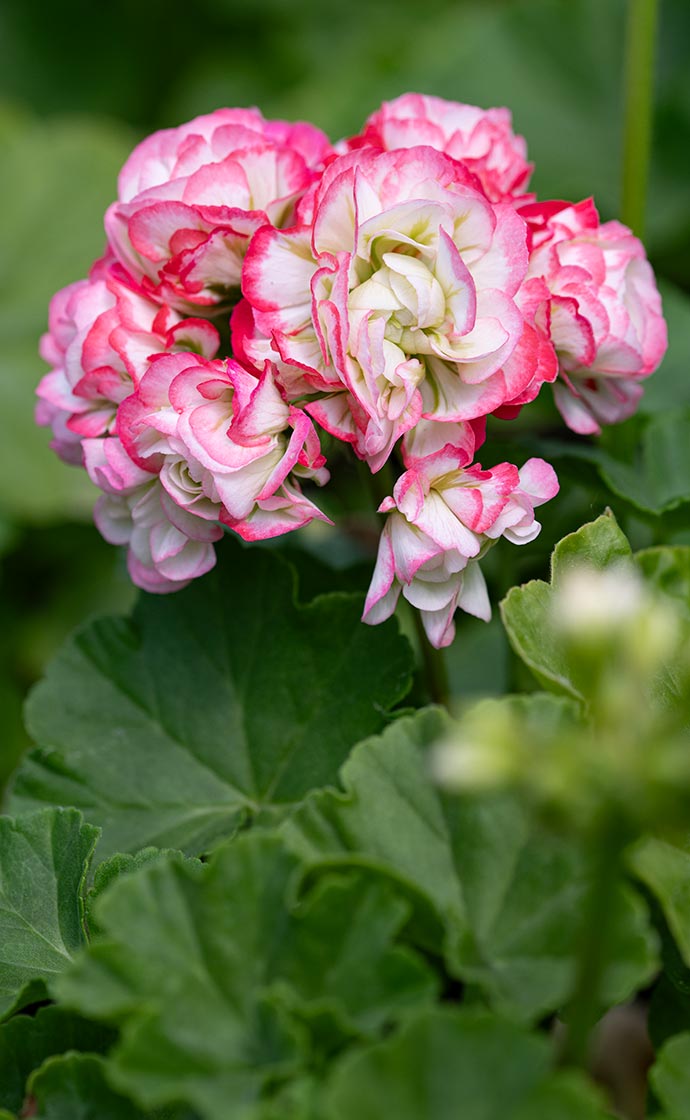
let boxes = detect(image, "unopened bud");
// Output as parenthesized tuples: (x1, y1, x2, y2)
(432, 734, 514, 792)
(552, 564, 644, 640)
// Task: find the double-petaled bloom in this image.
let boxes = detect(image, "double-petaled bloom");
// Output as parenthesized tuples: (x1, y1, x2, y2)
(239, 144, 556, 471)
(518, 198, 667, 433)
(350, 92, 534, 205)
(363, 448, 559, 647)
(85, 355, 329, 591)
(84, 435, 223, 593)
(105, 108, 334, 312)
(37, 259, 220, 463)
(35, 96, 667, 644)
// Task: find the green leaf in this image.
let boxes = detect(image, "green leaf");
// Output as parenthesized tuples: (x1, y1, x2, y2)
(283, 705, 656, 1022)
(254, 1078, 320, 1120)
(592, 411, 690, 515)
(635, 546, 690, 708)
(11, 539, 412, 862)
(323, 1007, 609, 1120)
(0, 110, 134, 523)
(650, 1032, 690, 1120)
(269, 872, 437, 1041)
(546, 511, 633, 576)
(282, 707, 460, 947)
(86, 849, 200, 939)
(0, 1005, 116, 1113)
(631, 837, 690, 967)
(56, 833, 434, 1118)
(56, 838, 305, 1116)
(0, 808, 99, 1020)
(513, 1073, 611, 1120)
(500, 513, 632, 699)
(636, 547, 690, 615)
(27, 1053, 149, 1119)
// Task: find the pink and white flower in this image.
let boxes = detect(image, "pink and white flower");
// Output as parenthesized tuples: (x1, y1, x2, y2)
(351, 93, 534, 204)
(119, 353, 330, 543)
(34, 96, 669, 635)
(36, 261, 219, 463)
(86, 437, 222, 593)
(363, 455, 559, 647)
(242, 146, 542, 470)
(37, 277, 110, 464)
(105, 108, 334, 313)
(519, 199, 667, 434)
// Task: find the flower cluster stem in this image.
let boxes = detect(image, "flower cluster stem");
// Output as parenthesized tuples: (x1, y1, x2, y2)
(621, 0, 660, 237)
(561, 815, 630, 1068)
(413, 609, 450, 708)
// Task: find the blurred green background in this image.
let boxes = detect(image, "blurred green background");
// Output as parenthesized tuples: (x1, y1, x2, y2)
(1, 0, 689, 791)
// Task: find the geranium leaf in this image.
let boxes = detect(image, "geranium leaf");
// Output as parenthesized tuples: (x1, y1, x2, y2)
(631, 838, 690, 968)
(0, 808, 99, 1020)
(636, 547, 690, 616)
(283, 704, 657, 1022)
(86, 849, 200, 939)
(592, 411, 690, 515)
(254, 1078, 320, 1120)
(268, 872, 437, 1042)
(0, 1005, 116, 1114)
(500, 513, 633, 699)
(55, 833, 435, 1118)
(27, 1053, 150, 1119)
(512, 1074, 614, 1120)
(323, 1007, 609, 1119)
(650, 1032, 690, 1120)
(11, 539, 412, 862)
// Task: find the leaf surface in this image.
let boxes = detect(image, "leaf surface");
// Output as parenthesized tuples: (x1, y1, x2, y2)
(632, 838, 690, 968)
(12, 540, 412, 861)
(500, 513, 633, 699)
(28, 1053, 154, 1119)
(0, 808, 98, 1020)
(0, 1005, 115, 1113)
(324, 1007, 609, 1119)
(283, 706, 656, 1021)
(650, 1032, 690, 1120)
(56, 833, 434, 1118)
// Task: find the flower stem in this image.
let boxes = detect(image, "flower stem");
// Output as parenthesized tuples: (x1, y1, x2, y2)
(621, 0, 660, 237)
(360, 457, 449, 706)
(413, 609, 450, 708)
(561, 815, 630, 1068)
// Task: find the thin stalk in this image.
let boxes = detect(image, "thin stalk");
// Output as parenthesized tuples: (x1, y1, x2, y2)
(621, 0, 660, 237)
(413, 608, 450, 708)
(561, 815, 630, 1068)
(360, 457, 449, 707)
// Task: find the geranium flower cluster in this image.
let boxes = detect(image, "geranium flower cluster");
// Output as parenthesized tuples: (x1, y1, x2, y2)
(37, 96, 667, 646)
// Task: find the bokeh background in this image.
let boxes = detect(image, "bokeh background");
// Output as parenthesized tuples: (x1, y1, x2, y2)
(2, 0, 689, 792)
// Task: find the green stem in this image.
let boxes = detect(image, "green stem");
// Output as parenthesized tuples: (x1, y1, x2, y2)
(561, 815, 629, 1068)
(621, 0, 660, 237)
(360, 457, 449, 706)
(413, 609, 450, 708)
